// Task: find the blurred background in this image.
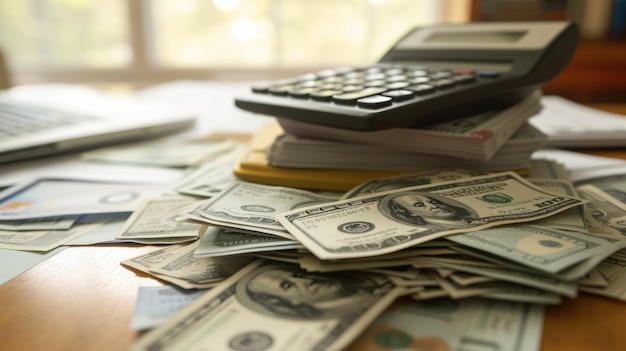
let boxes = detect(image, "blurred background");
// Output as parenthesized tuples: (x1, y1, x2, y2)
(0, 0, 624, 102)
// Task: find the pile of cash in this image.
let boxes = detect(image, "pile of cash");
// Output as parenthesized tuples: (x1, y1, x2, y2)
(266, 91, 544, 171)
(1, 134, 625, 351)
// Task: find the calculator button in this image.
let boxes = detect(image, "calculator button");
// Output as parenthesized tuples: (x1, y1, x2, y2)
(382, 89, 415, 101)
(288, 87, 317, 98)
(251, 84, 270, 93)
(319, 83, 343, 90)
(385, 68, 404, 76)
(364, 80, 387, 87)
(365, 73, 386, 81)
(386, 75, 408, 83)
(311, 90, 343, 101)
(344, 78, 365, 85)
(268, 85, 295, 95)
(332, 87, 388, 105)
(408, 77, 431, 84)
(407, 70, 428, 77)
(477, 70, 501, 78)
(386, 81, 410, 90)
(345, 71, 365, 79)
(431, 79, 456, 89)
(342, 85, 365, 92)
(357, 95, 393, 109)
(299, 80, 322, 88)
(407, 84, 436, 95)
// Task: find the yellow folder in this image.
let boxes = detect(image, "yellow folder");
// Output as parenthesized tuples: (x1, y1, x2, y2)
(233, 124, 413, 191)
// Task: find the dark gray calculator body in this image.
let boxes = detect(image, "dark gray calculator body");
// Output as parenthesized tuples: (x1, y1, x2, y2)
(235, 21, 579, 132)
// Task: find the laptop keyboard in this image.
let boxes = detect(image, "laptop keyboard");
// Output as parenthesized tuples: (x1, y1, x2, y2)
(0, 99, 98, 140)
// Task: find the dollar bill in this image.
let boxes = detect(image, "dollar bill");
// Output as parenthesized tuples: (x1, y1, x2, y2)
(194, 226, 300, 257)
(177, 204, 296, 240)
(0, 222, 102, 251)
(528, 178, 587, 231)
(573, 163, 626, 205)
(193, 180, 338, 233)
(278, 172, 587, 260)
(115, 197, 202, 241)
(447, 225, 624, 274)
(527, 159, 570, 180)
(133, 260, 402, 351)
(131, 285, 207, 331)
(341, 169, 489, 199)
(422, 259, 579, 297)
(577, 184, 626, 238)
(174, 161, 238, 198)
(580, 249, 626, 301)
(148, 241, 252, 283)
(0, 215, 80, 231)
(347, 297, 543, 351)
(121, 244, 225, 289)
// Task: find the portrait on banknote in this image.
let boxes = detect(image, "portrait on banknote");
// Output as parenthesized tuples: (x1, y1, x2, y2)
(380, 191, 478, 229)
(235, 264, 394, 319)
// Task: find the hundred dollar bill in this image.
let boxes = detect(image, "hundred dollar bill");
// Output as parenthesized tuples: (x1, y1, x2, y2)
(133, 260, 402, 351)
(347, 297, 543, 351)
(527, 178, 587, 232)
(174, 161, 238, 198)
(0, 215, 80, 231)
(278, 172, 587, 260)
(0, 222, 102, 251)
(577, 184, 626, 238)
(148, 241, 252, 283)
(421, 259, 579, 297)
(447, 225, 624, 274)
(121, 244, 224, 289)
(177, 203, 295, 240)
(193, 180, 338, 232)
(194, 226, 300, 257)
(341, 169, 489, 199)
(116, 197, 202, 241)
(580, 249, 626, 301)
(573, 163, 626, 205)
(131, 285, 206, 331)
(527, 158, 570, 180)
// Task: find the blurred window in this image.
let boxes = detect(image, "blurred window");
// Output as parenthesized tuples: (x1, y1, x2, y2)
(0, 0, 468, 84)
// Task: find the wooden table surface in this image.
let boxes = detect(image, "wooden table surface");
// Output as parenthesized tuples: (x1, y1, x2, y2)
(1, 104, 625, 351)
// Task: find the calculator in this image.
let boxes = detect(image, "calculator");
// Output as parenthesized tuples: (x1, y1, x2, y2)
(235, 21, 579, 132)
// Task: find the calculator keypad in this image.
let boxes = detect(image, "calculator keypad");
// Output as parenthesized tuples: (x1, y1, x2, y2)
(251, 64, 496, 110)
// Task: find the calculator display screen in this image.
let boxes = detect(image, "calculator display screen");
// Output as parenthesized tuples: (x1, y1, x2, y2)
(425, 31, 527, 44)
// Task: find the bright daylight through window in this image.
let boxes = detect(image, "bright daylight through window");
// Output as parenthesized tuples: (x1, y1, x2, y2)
(0, 0, 468, 85)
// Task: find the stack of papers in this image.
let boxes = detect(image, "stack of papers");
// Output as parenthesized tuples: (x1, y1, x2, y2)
(530, 95, 626, 148)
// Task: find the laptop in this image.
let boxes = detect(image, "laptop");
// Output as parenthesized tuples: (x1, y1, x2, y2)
(0, 85, 196, 164)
